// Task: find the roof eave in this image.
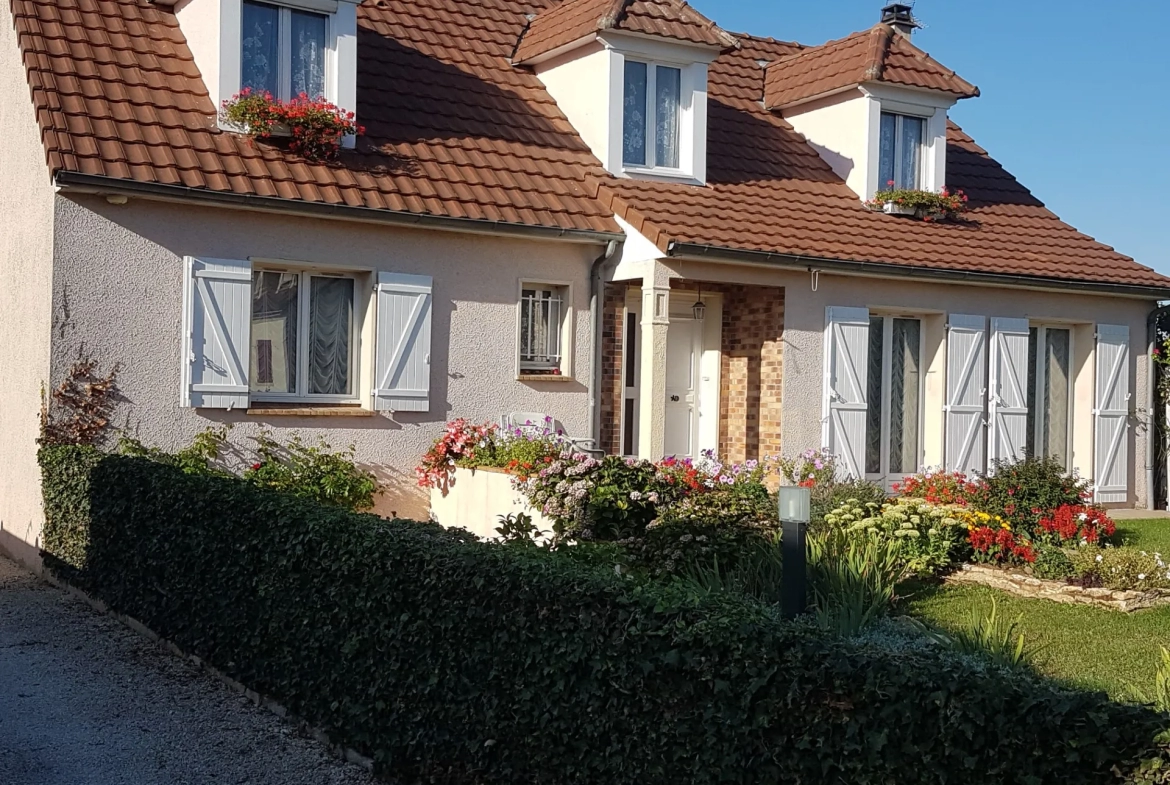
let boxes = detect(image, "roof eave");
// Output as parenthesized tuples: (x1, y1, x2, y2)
(664, 241, 1170, 300)
(54, 172, 625, 246)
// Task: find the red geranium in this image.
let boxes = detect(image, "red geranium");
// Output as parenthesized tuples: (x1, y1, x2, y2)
(1037, 504, 1116, 546)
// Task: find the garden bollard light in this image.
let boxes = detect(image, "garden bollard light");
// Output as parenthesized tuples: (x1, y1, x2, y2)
(779, 486, 810, 619)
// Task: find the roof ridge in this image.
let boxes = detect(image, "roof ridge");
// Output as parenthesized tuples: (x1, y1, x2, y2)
(862, 23, 895, 82)
(598, 0, 633, 30)
(672, 0, 740, 49)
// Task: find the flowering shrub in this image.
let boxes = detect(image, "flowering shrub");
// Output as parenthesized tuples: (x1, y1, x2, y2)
(892, 469, 980, 506)
(965, 512, 1036, 565)
(1036, 504, 1117, 546)
(972, 456, 1091, 537)
(244, 433, 378, 511)
(1069, 546, 1170, 591)
(827, 499, 969, 577)
(220, 89, 363, 161)
(416, 419, 496, 491)
(865, 184, 968, 222)
(778, 448, 837, 488)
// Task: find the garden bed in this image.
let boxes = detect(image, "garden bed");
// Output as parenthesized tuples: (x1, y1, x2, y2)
(947, 564, 1170, 613)
(428, 466, 551, 539)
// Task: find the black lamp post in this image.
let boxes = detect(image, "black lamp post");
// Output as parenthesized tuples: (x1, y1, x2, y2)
(779, 486, 811, 619)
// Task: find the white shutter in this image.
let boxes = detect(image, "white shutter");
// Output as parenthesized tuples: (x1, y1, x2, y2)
(822, 307, 870, 480)
(945, 314, 988, 475)
(988, 317, 1030, 467)
(181, 257, 251, 410)
(374, 272, 433, 413)
(1094, 324, 1130, 503)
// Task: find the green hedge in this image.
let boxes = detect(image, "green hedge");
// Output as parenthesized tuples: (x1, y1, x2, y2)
(39, 446, 1168, 784)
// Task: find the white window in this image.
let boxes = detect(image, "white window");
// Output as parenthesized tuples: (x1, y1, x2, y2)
(518, 284, 568, 376)
(1026, 325, 1073, 468)
(241, 0, 328, 99)
(250, 268, 358, 401)
(878, 112, 925, 190)
(623, 60, 682, 170)
(866, 315, 923, 481)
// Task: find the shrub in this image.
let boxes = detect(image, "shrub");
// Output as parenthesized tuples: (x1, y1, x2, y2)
(677, 534, 786, 606)
(1032, 543, 1075, 580)
(39, 351, 121, 448)
(1069, 547, 1170, 591)
(893, 469, 980, 506)
(117, 427, 232, 477)
(974, 456, 1090, 535)
(416, 419, 496, 490)
(809, 477, 888, 532)
(1037, 504, 1117, 546)
(37, 447, 1170, 785)
(829, 498, 969, 577)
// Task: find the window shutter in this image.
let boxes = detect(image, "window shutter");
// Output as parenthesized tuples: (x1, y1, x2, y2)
(181, 257, 251, 410)
(1094, 324, 1130, 503)
(822, 307, 870, 480)
(945, 314, 988, 475)
(374, 272, 433, 413)
(988, 317, 1030, 467)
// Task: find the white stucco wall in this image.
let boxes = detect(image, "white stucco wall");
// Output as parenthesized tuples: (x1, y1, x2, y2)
(664, 259, 1159, 507)
(50, 195, 603, 519)
(0, 3, 55, 568)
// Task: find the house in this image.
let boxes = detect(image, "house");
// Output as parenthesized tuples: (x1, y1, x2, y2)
(1, 0, 1166, 564)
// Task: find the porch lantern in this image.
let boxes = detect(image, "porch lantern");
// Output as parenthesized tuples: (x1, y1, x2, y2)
(691, 286, 707, 321)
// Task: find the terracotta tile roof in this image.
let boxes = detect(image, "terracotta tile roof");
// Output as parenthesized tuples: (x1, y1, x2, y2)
(764, 24, 979, 109)
(513, 0, 737, 64)
(591, 33, 1167, 290)
(9, 0, 1166, 291)
(11, 0, 620, 235)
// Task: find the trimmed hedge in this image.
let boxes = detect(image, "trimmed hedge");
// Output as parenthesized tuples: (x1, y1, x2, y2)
(39, 446, 1168, 784)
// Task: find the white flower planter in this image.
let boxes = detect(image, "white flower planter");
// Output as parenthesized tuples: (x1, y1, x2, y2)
(883, 201, 918, 216)
(429, 466, 553, 541)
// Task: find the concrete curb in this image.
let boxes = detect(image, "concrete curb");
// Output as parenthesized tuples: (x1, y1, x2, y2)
(39, 567, 376, 774)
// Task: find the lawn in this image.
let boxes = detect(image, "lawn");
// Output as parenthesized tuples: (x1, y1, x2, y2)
(903, 518, 1170, 701)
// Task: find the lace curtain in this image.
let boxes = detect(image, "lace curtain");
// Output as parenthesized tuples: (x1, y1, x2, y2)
(308, 277, 353, 395)
(655, 66, 681, 169)
(291, 10, 326, 98)
(241, 1, 279, 95)
(623, 62, 648, 165)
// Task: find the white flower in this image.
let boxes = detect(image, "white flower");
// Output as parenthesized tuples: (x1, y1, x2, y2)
(1096, 554, 1104, 562)
(1139, 574, 1147, 581)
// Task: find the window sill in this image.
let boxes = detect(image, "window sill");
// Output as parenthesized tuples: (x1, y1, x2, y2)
(517, 374, 574, 383)
(620, 166, 702, 185)
(246, 404, 375, 417)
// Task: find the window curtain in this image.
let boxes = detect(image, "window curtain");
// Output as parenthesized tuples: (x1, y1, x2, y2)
(865, 316, 885, 475)
(290, 10, 327, 99)
(241, 1, 279, 96)
(623, 62, 648, 166)
(898, 116, 924, 189)
(308, 277, 353, 395)
(655, 66, 681, 169)
(889, 318, 921, 474)
(1043, 329, 1071, 467)
(878, 113, 897, 188)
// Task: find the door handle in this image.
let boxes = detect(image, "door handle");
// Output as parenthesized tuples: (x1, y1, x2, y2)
(670, 395, 680, 402)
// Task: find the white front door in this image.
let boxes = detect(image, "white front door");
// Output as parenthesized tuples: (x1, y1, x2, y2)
(665, 318, 700, 458)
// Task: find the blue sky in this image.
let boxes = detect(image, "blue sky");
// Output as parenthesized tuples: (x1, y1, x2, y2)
(690, 0, 1170, 275)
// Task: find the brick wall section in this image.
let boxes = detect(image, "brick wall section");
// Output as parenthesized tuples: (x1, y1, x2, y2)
(714, 285, 785, 463)
(598, 283, 626, 455)
(597, 282, 784, 460)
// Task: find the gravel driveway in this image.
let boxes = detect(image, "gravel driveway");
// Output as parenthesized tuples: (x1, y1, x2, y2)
(0, 554, 378, 785)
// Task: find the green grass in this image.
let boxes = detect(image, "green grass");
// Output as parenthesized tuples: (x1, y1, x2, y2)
(904, 519, 1170, 701)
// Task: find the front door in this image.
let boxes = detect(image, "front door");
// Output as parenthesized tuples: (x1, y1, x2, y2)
(665, 318, 700, 458)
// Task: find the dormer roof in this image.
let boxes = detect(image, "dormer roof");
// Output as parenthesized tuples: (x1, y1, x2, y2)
(513, 0, 738, 65)
(764, 23, 979, 110)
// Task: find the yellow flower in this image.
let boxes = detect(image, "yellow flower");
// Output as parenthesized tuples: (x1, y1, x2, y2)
(1001, 523, 1011, 531)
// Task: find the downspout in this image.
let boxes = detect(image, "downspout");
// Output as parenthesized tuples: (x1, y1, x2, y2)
(1147, 303, 1170, 510)
(588, 239, 621, 452)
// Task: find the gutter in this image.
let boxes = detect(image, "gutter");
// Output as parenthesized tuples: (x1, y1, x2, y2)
(588, 238, 621, 453)
(666, 241, 1170, 300)
(53, 172, 626, 246)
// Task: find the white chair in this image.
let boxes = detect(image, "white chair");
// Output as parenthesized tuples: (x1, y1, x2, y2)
(500, 412, 604, 457)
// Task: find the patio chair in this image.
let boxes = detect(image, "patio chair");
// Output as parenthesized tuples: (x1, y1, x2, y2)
(500, 412, 605, 457)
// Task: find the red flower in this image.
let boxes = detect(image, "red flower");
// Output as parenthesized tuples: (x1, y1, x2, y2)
(251, 462, 262, 470)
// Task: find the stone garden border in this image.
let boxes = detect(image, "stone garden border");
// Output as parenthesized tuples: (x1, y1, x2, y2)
(947, 564, 1170, 613)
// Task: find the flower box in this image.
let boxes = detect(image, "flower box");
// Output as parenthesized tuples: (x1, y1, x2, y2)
(429, 466, 552, 540)
(883, 201, 919, 217)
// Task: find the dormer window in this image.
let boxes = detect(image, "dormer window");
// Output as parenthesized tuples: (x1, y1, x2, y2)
(242, 1, 327, 99)
(878, 112, 925, 189)
(623, 61, 682, 171)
